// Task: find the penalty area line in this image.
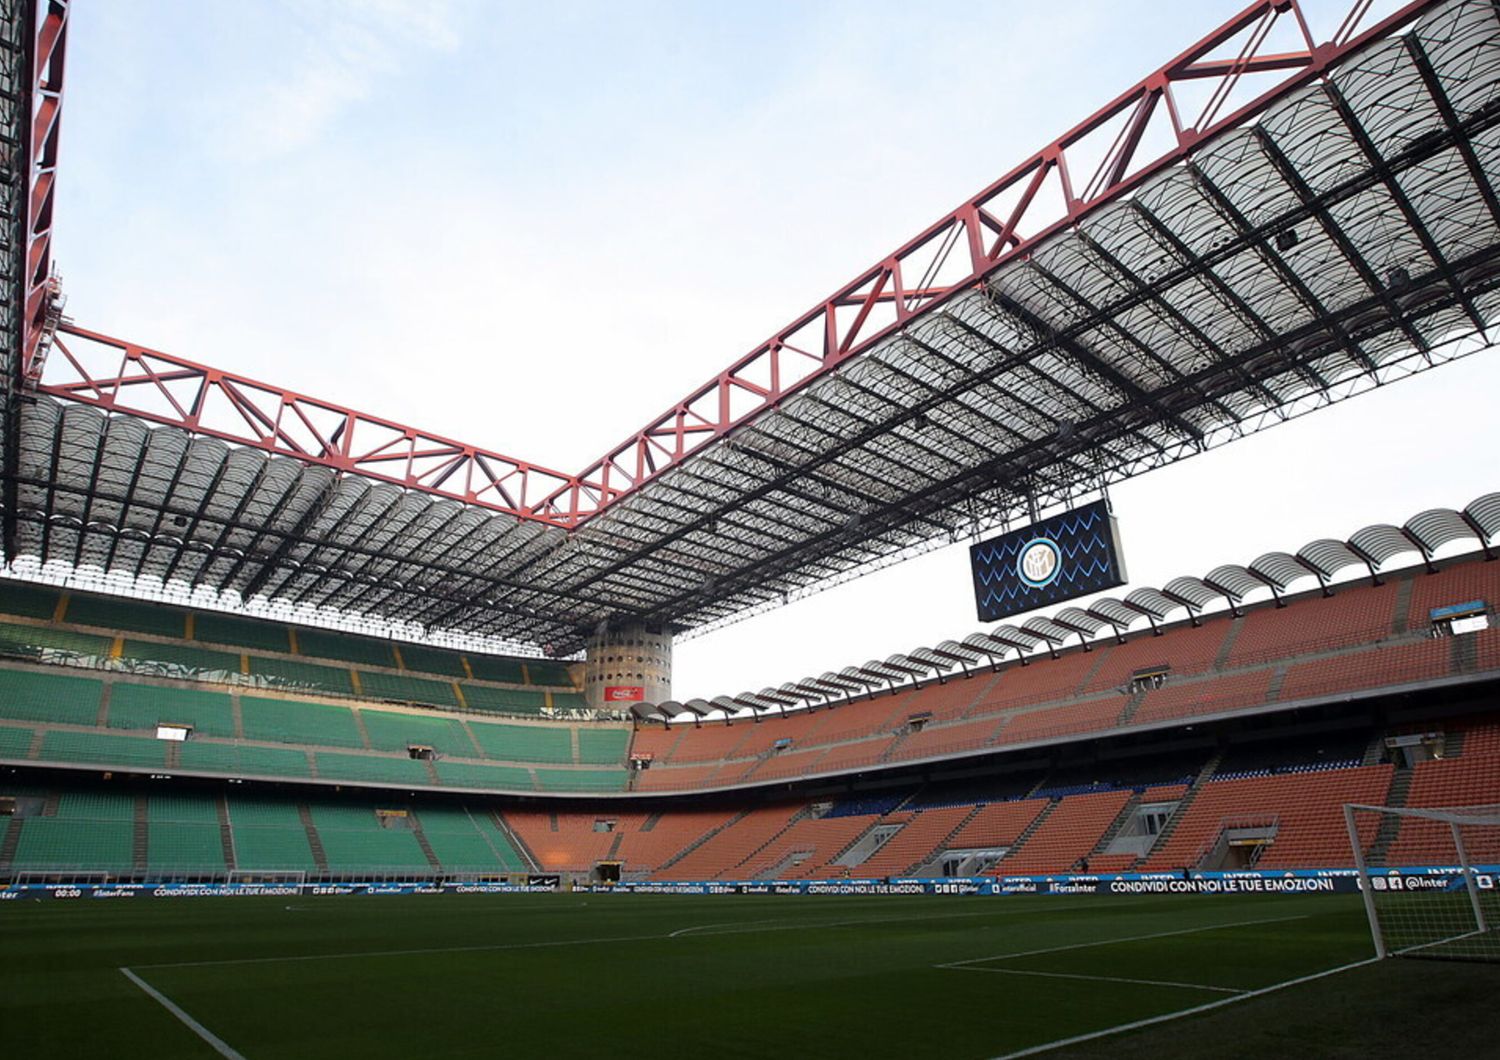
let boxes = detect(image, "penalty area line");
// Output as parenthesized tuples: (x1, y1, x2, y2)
(119, 967, 246, 1060)
(943, 964, 1245, 994)
(935, 913, 1309, 968)
(987, 956, 1381, 1060)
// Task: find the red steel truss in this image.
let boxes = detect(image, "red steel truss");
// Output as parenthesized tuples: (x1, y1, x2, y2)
(33, 0, 1439, 529)
(20, 0, 68, 383)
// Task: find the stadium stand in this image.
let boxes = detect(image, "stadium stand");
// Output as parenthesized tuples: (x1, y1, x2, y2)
(1140, 765, 1394, 871)
(0, 669, 102, 726)
(105, 682, 235, 738)
(993, 790, 1133, 874)
(226, 797, 319, 872)
(2, 545, 1498, 882)
(856, 805, 974, 876)
(239, 696, 364, 749)
(0, 586, 582, 721)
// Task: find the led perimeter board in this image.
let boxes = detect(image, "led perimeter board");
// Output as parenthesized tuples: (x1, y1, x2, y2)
(970, 500, 1127, 622)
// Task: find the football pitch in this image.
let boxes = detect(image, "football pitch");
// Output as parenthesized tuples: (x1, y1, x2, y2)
(3, 892, 1497, 1058)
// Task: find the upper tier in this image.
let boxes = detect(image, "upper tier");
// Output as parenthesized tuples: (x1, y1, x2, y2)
(0, 582, 584, 716)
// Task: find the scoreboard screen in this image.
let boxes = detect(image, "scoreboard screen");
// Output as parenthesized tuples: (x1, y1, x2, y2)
(969, 499, 1127, 622)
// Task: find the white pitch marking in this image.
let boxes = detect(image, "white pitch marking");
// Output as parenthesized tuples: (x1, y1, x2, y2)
(987, 956, 1381, 1059)
(669, 918, 786, 938)
(119, 967, 247, 1060)
(935, 913, 1309, 968)
(943, 964, 1245, 994)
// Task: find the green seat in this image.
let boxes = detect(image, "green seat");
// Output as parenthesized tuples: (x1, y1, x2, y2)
(361, 710, 472, 756)
(56, 790, 136, 820)
(358, 670, 457, 707)
(65, 594, 186, 638)
(527, 660, 576, 687)
(0, 581, 60, 620)
(317, 827, 431, 873)
(310, 804, 385, 831)
(434, 761, 533, 791)
(460, 684, 547, 714)
(147, 822, 226, 873)
(227, 797, 304, 828)
(577, 728, 629, 765)
(296, 629, 396, 669)
(178, 741, 312, 779)
(12, 819, 133, 871)
(0, 622, 112, 661)
(534, 768, 627, 792)
(0, 725, 33, 759)
(240, 696, 363, 749)
(463, 654, 528, 684)
(149, 793, 221, 823)
(248, 655, 354, 695)
(468, 721, 572, 763)
(315, 752, 432, 786)
(107, 683, 235, 738)
(0, 668, 103, 725)
(39, 729, 166, 769)
(551, 691, 588, 711)
(415, 810, 525, 872)
(231, 831, 317, 871)
(195, 612, 290, 653)
(119, 640, 241, 676)
(396, 644, 467, 679)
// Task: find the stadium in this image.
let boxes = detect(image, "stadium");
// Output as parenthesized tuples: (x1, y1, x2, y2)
(2, 0, 1500, 1056)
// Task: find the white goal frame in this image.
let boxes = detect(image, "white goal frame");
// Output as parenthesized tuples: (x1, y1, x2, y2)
(1345, 802, 1500, 961)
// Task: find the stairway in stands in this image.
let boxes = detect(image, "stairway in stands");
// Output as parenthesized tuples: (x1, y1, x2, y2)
(1366, 764, 1415, 865)
(216, 794, 238, 871)
(132, 794, 149, 873)
(489, 810, 540, 872)
(729, 806, 813, 875)
(0, 815, 24, 871)
(991, 800, 1059, 868)
(903, 804, 983, 875)
(655, 810, 749, 874)
(1138, 750, 1223, 866)
(297, 804, 330, 873)
(1089, 792, 1143, 858)
(408, 813, 444, 872)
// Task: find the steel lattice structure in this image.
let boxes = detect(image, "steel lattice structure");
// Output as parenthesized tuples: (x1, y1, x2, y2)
(4, 0, 1500, 656)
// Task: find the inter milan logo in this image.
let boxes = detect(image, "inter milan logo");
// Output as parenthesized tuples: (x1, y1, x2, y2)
(1017, 537, 1062, 588)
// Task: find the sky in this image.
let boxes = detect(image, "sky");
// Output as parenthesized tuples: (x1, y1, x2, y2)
(47, 0, 1500, 703)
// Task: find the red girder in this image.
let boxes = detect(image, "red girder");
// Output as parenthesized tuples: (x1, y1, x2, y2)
(45, 326, 588, 527)
(34, 0, 1439, 529)
(20, 0, 69, 383)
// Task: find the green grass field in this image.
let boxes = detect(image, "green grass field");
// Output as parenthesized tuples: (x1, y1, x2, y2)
(3, 892, 1496, 1058)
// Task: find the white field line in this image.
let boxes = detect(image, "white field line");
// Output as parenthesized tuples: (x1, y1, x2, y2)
(119, 967, 247, 1060)
(935, 913, 1309, 969)
(669, 918, 786, 938)
(988, 956, 1381, 1059)
(134, 900, 1102, 971)
(945, 964, 1244, 994)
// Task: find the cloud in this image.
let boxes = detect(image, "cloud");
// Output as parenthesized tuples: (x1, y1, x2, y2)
(211, 0, 467, 160)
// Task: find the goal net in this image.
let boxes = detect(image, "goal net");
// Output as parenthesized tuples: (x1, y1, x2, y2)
(1345, 803, 1500, 962)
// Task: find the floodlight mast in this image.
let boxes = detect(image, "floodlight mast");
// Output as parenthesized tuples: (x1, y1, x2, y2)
(24, 0, 1442, 530)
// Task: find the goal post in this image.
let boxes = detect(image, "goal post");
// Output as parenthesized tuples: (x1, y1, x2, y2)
(1345, 803, 1500, 962)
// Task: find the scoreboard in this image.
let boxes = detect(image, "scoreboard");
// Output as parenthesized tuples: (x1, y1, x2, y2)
(970, 500, 1127, 622)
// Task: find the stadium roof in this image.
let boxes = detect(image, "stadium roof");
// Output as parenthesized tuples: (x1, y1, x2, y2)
(4, 0, 1500, 655)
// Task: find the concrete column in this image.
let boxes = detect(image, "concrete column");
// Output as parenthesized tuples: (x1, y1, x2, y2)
(583, 622, 672, 710)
